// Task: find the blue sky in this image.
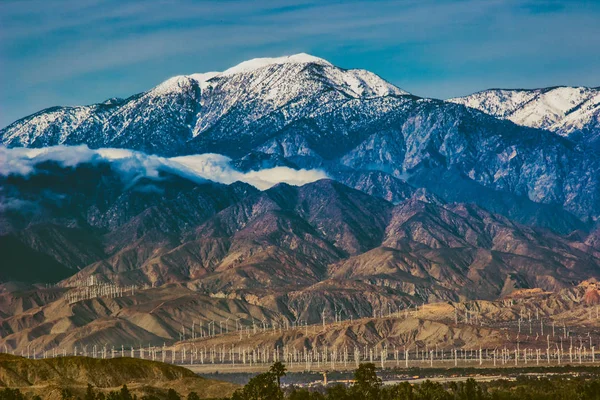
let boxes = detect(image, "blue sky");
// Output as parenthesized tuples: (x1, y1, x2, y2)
(1, 0, 599, 128)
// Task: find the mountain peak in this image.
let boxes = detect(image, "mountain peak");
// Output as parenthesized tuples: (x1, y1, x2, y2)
(221, 53, 332, 76)
(150, 75, 199, 95)
(160, 54, 333, 89)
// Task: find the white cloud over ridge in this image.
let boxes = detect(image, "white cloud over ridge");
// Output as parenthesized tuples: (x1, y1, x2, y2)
(0, 145, 328, 190)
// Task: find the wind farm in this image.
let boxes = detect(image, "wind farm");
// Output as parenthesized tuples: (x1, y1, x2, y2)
(4, 277, 600, 378)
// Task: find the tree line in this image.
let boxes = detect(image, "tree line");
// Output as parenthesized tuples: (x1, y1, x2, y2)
(230, 362, 600, 400)
(0, 385, 198, 400)
(3, 362, 600, 399)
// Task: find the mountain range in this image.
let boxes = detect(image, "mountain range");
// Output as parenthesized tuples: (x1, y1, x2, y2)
(1, 53, 600, 353)
(2, 54, 599, 229)
(0, 54, 600, 298)
(2, 156, 600, 304)
(2, 161, 600, 352)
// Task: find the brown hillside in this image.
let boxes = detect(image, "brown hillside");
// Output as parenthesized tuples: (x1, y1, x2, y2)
(0, 354, 237, 399)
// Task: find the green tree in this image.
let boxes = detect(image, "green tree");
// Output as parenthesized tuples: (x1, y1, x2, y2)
(186, 392, 200, 400)
(231, 371, 282, 400)
(106, 391, 120, 400)
(61, 388, 75, 400)
(455, 378, 488, 400)
(166, 389, 180, 400)
(415, 380, 452, 400)
(381, 381, 414, 400)
(288, 388, 311, 400)
(269, 361, 287, 388)
(350, 363, 381, 400)
(289, 389, 325, 400)
(120, 385, 133, 400)
(0, 388, 25, 400)
(325, 384, 350, 400)
(84, 384, 96, 400)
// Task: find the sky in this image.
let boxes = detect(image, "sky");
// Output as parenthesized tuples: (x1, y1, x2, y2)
(1, 0, 599, 128)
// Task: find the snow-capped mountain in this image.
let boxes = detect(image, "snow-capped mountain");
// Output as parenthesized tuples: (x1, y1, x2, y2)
(1, 53, 408, 156)
(1, 54, 599, 226)
(448, 86, 600, 148)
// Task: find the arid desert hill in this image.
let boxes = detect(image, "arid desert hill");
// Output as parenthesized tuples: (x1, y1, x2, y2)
(0, 353, 238, 399)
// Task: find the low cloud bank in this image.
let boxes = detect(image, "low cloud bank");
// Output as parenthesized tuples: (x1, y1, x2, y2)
(0, 145, 328, 190)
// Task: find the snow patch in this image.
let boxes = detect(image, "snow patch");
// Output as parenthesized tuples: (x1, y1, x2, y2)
(221, 53, 332, 76)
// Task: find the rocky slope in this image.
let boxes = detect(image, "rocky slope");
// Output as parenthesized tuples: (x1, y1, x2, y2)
(50, 179, 600, 311)
(2, 175, 600, 353)
(0, 157, 257, 282)
(2, 156, 599, 299)
(172, 284, 600, 357)
(3, 280, 598, 359)
(0, 282, 279, 353)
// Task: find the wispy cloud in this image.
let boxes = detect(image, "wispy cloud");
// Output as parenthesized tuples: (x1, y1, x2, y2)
(0, 145, 329, 190)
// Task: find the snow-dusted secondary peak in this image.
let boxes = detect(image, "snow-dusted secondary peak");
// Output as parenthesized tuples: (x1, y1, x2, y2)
(146, 72, 220, 95)
(150, 75, 199, 95)
(221, 53, 332, 76)
(449, 86, 600, 147)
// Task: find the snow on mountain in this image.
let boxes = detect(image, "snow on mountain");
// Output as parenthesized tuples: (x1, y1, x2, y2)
(0, 53, 408, 154)
(0, 74, 201, 153)
(449, 86, 600, 148)
(187, 71, 221, 84)
(220, 53, 332, 75)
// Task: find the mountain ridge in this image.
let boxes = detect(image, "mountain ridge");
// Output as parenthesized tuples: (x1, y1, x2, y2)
(449, 85, 600, 149)
(3, 158, 599, 303)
